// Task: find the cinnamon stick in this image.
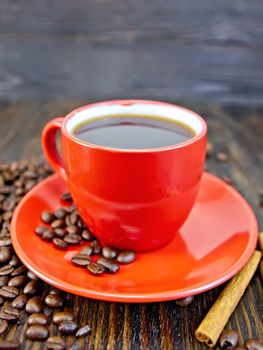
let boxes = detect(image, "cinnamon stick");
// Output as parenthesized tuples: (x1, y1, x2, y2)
(195, 250, 261, 348)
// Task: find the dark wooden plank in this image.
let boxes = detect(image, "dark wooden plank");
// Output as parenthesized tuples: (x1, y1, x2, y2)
(0, 101, 262, 349)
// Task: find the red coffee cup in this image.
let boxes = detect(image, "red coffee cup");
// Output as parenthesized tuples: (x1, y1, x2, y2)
(42, 100, 207, 252)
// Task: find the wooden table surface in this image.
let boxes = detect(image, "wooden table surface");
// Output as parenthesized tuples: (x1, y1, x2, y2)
(0, 100, 262, 349)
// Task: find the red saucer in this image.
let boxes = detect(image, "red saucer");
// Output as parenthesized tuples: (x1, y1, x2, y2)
(11, 173, 257, 303)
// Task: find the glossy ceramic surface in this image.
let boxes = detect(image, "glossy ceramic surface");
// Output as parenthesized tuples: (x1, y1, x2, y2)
(42, 100, 207, 251)
(11, 173, 257, 303)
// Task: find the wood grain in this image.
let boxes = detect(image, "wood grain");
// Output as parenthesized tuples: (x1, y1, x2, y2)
(0, 100, 262, 349)
(0, 1, 262, 105)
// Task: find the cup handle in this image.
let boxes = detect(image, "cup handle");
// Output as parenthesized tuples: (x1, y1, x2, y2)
(41, 117, 67, 181)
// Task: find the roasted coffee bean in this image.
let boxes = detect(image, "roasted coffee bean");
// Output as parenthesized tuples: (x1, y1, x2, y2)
(102, 246, 118, 259)
(81, 229, 94, 241)
(2, 211, 13, 221)
(54, 208, 68, 220)
(80, 246, 93, 255)
(90, 240, 101, 254)
(26, 324, 49, 340)
(244, 339, 263, 350)
(0, 286, 19, 299)
(97, 257, 119, 273)
(43, 306, 53, 317)
(11, 294, 28, 309)
(23, 280, 38, 295)
(0, 276, 9, 287)
(175, 296, 194, 307)
(47, 336, 66, 350)
(49, 288, 62, 295)
(54, 228, 66, 238)
(219, 330, 239, 349)
(26, 296, 42, 313)
(0, 186, 12, 194)
(27, 271, 38, 281)
(64, 234, 81, 245)
(0, 307, 19, 321)
(60, 192, 72, 202)
(66, 225, 80, 235)
(41, 211, 55, 224)
(76, 324, 91, 338)
(0, 340, 21, 349)
(0, 238, 11, 247)
(58, 320, 78, 335)
(8, 276, 27, 288)
(53, 238, 68, 249)
(53, 311, 74, 325)
(0, 296, 4, 306)
(76, 218, 84, 228)
(87, 263, 105, 275)
(9, 254, 20, 267)
(11, 265, 27, 276)
(42, 229, 55, 242)
(35, 225, 49, 236)
(72, 254, 91, 267)
(0, 319, 8, 334)
(216, 152, 229, 162)
(233, 347, 246, 350)
(117, 251, 136, 264)
(45, 294, 63, 308)
(28, 313, 48, 326)
(51, 219, 65, 229)
(0, 247, 12, 263)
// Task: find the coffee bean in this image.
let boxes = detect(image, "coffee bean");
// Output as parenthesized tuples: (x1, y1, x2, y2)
(11, 294, 28, 309)
(102, 246, 118, 259)
(219, 330, 239, 349)
(51, 219, 65, 229)
(117, 251, 136, 264)
(58, 320, 78, 335)
(0, 276, 9, 287)
(0, 319, 8, 334)
(0, 296, 4, 306)
(26, 296, 42, 313)
(72, 254, 91, 267)
(0, 238, 11, 247)
(27, 271, 38, 280)
(233, 348, 246, 350)
(45, 294, 63, 308)
(43, 306, 53, 317)
(0, 307, 19, 321)
(0, 286, 19, 299)
(66, 225, 80, 235)
(175, 296, 194, 307)
(76, 324, 91, 338)
(97, 257, 119, 273)
(0, 247, 12, 263)
(41, 211, 55, 224)
(80, 246, 93, 255)
(54, 208, 68, 220)
(11, 265, 27, 276)
(81, 229, 94, 241)
(9, 254, 20, 267)
(54, 228, 66, 238)
(23, 280, 38, 295)
(28, 313, 48, 326)
(42, 229, 55, 242)
(76, 218, 84, 228)
(64, 234, 81, 245)
(49, 288, 62, 295)
(60, 192, 72, 203)
(90, 240, 101, 254)
(52, 311, 74, 325)
(53, 237, 68, 249)
(47, 336, 66, 350)
(87, 263, 105, 275)
(0, 186, 12, 194)
(0, 340, 21, 349)
(26, 324, 50, 341)
(216, 152, 229, 162)
(244, 339, 263, 350)
(35, 225, 49, 236)
(8, 276, 27, 288)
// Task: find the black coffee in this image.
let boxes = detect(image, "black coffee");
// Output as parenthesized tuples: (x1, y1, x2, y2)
(72, 115, 195, 149)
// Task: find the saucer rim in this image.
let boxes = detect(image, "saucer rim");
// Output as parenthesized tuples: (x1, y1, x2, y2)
(11, 172, 258, 303)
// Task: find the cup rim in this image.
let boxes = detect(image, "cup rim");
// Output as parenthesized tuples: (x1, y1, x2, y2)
(61, 99, 207, 153)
